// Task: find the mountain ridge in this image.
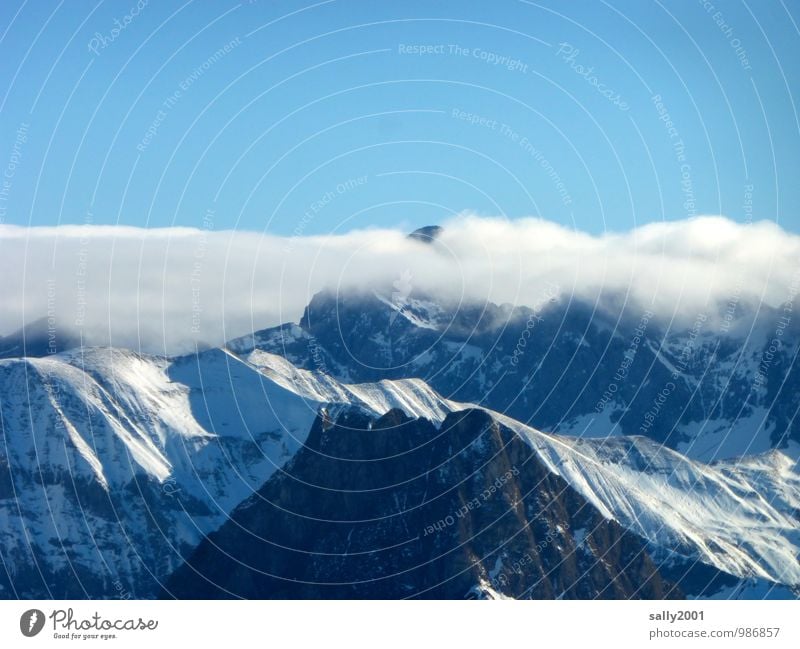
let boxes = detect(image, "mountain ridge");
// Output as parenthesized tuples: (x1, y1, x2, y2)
(2, 338, 799, 598)
(230, 288, 800, 461)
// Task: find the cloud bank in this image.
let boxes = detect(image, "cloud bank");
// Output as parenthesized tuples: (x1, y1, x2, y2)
(1, 215, 798, 355)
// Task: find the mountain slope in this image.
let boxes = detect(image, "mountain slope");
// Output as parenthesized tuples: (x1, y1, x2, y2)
(497, 415, 800, 587)
(0, 347, 460, 597)
(229, 289, 800, 460)
(2, 342, 798, 598)
(164, 407, 681, 599)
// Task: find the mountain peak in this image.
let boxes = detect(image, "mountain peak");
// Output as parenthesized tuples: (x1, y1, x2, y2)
(407, 225, 442, 243)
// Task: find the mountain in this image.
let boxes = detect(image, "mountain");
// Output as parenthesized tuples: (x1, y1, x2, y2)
(408, 224, 443, 243)
(2, 335, 799, 598)
(229, 288, 800, 462)
(164, 407, 681, 599)
(0, 317, 83, 359)
(0, 346, 453, 597)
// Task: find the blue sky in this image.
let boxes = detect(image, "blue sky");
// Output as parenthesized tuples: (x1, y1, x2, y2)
(0, 0, 798, 236)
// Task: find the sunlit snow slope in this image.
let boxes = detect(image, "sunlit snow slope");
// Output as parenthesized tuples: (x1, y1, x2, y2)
(0, 346, 459, 597)
(1, 345, 798, 597)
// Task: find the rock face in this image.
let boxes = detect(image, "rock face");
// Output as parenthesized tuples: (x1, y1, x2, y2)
(164, 408, 680, 599)
(229, 289, 800, 460)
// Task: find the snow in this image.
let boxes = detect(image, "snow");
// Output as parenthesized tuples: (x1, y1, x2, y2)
(2, 340, 799, 596)
(497, 417, 800, 586)
(372, 291, 443, 330)
(555, 408, 621, 439)
(692, 576, 799, 600)
(240, 348, 460, 424)
(677, 409, 800, 463)
(471, 580, 515, 600)
(225, 347, 800, 589)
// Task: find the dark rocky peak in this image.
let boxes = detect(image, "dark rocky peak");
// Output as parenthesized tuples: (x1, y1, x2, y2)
(0, 317, 83, 359)
(163, 407, 680, 599)
(408, 225, 443, 243)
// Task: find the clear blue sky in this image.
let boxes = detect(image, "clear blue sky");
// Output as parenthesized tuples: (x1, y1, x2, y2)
(0, 0, 798, 235)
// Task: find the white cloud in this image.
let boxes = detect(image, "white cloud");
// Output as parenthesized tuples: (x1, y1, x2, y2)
(1, 215, 798, 355)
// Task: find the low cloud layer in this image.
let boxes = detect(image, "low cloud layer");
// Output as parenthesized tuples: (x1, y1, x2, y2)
(1, 215, 798, 355)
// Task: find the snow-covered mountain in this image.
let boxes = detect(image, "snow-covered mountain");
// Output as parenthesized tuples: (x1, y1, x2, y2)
(2, 332, 799, 598)
(230, 288, 800, 462)
(497, 416, 800, 589)
(0, 346, 456, 597)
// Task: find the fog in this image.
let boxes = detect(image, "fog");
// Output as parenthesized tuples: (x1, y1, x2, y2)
(1, 215, 797, 355)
